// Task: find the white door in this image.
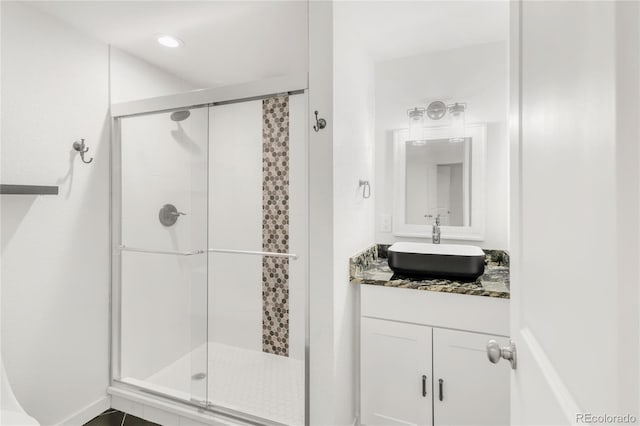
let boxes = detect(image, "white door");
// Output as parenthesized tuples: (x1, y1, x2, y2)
(510, 1, 640, 424)
(361, 318, 432, 426)
(433, 329, 510, 426)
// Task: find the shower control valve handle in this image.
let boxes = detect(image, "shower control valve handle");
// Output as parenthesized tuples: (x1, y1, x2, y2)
(159, 204, 186, 227)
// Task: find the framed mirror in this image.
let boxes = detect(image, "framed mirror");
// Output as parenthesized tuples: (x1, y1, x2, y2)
(393, 124, 486, 240)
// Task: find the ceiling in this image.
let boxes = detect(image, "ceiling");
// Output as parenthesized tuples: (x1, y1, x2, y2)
(29, 1, 309, 88)
(28, 1, 508, 89)
(336, 1, 509, 62)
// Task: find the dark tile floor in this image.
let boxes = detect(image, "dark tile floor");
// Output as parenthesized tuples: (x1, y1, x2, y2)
(84, 409, 159, 426)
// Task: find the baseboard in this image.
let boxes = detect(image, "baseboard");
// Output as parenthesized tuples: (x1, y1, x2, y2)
(56, 395, 111, 426)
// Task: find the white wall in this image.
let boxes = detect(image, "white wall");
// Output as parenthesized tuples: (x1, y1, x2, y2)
(308, 2, 335, 424)
(333, 4, 377, 424)
(1, 2, 110, 424)
(375, 42, 509, 249)
(110, 47, 198, 104)
(0, 4, 207, 423)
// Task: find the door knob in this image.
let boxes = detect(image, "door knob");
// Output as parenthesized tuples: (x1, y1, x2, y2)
(486, 339, 517, 370)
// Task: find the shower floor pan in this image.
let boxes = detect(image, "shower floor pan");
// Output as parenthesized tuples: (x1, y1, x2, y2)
(121, 342, 304, 425)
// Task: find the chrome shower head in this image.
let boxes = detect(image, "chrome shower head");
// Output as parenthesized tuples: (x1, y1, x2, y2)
(170, 110, 190, 122)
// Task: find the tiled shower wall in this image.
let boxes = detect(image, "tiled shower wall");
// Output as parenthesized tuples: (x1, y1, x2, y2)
(262, 96, 290, 356)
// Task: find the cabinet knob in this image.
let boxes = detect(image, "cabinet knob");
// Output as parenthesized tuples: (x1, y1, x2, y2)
(486, 339, 517, 370)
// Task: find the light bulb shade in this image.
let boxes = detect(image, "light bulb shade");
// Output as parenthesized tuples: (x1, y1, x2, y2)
(448, 103, 466, 143)
(407, 107, 425, 142)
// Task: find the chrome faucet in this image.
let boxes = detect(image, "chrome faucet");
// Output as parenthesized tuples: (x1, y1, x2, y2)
(432, 214, 441, 244)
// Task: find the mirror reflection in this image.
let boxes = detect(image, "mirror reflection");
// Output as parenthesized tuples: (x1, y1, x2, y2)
(405, 138, 471, 227)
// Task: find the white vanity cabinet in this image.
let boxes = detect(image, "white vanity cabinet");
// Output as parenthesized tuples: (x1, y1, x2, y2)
(361, 318, 433, 426)
(432, 328, 510, 426)
(360, 285, 510, 426)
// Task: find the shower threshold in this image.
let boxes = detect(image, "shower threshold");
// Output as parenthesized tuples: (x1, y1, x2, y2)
(120, 342, 304, 426)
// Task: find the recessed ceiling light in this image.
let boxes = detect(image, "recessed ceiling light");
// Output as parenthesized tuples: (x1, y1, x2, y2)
(157, 35, 183, 48)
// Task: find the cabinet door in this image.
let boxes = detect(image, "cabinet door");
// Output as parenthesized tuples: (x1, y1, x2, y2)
(433, 328, 509, 425)
(361, 317, 432, 426)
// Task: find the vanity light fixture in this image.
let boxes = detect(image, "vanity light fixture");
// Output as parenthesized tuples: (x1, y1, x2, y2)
(448, 102, 467, 143)
(157, 35, 184, 48)
(426, 101, 447, 120)
(407, 101, 468, 144)
(407, 107, 426, 143)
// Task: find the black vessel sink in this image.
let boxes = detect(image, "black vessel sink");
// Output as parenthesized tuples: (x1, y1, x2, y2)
(387, 242, 485, 281)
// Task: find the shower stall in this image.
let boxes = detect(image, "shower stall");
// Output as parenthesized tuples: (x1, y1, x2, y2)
(110, 76, 308, 426)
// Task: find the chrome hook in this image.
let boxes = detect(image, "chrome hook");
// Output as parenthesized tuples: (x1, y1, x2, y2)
(313, 110, 326, 132)
(72, 139, 93, 164)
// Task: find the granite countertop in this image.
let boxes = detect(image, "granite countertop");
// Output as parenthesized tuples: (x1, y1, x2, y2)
(350, 244, 510, 299)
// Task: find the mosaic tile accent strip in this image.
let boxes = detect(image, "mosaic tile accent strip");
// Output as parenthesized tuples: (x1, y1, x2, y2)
(262, 96, 290, 357)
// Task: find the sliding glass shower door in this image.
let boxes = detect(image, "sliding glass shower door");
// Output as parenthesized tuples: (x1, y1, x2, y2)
(115, 106, 209, 404)
(112, 92, 307, 425)
(207, 95, 307, 425)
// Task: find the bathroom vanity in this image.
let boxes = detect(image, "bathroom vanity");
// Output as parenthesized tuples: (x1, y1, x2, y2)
(351, 245, 510, 426)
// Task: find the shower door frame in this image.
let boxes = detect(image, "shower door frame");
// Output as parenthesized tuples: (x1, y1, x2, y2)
(109, 72, 310, 426)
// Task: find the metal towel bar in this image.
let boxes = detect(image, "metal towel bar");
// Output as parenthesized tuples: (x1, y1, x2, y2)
(118, 245, 204, 256)
(208, 248, 298, 260)
(118, 245, 298, 260)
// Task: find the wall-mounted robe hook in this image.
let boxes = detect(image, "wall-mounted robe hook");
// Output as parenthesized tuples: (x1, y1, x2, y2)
(359, 179, 371, 199)
(72, 139, 93, 164)
(313, 110, 326, 132)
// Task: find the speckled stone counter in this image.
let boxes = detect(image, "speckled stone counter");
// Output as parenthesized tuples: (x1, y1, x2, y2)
(350, 244, 510, 299)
